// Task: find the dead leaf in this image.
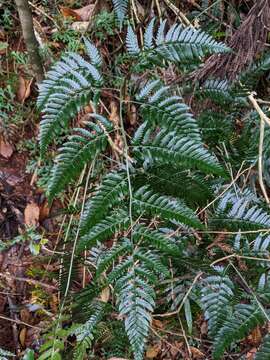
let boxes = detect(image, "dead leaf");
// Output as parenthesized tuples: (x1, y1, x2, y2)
(100, 286, 110, 303)
(73, 4, 95, 21)
(0, 137, 13, 158)
(70, 21, 89, 32)
(39, 201, 50, 222)
(146, 344, 161, 358)
(17, 76, 32, 103)
(61, 4, 94, 21)
(109, 101, 120, 126)
(19, 327, 27, 347)
(152, 319, 164, 329)
(248, 326, 262, 346)
(246, 348, 257, 360)
(24, 202, 40, 227)
(190, 347, 205, 359)
(128, 104, 137, 126)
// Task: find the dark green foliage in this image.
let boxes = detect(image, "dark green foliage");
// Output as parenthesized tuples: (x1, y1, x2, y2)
(37, 15, 270, 360)
(127, 19, 230, 68)
(213, 303, 266, 360)
(255, 335, 270, 360)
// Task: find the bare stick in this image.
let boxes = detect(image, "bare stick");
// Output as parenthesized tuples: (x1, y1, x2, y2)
(248, 93, 270, 204)
(15, 0, 44, 83)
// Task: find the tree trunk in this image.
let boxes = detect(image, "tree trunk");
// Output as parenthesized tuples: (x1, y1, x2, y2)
(15, 0, 44, 83)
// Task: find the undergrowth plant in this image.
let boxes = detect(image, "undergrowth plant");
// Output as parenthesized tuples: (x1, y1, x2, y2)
(37, 16, 270, 360)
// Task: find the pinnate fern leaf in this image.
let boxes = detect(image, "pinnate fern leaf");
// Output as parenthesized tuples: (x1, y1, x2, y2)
(47, 116, 112, 203)
(255, 334, 270, 360)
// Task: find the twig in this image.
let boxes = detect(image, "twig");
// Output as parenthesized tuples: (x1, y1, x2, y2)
(0, 314, 42, 330)
(0, 273, 57, 290)
(248, 93, 270, 204)
(163, 0, 194, 27)
(154, 272, 203, 318)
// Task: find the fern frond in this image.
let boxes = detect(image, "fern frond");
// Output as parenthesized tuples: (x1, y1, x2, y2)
(201, 273, 234, 338)
(133, 224, 181, 254)
(116, 269, 155, 360)
(133, 186, 202, 229)
(47, 117, 112, 202)
(38, 41, 103, 156)
(127, 19, 230, 66)
(134, 249, 170, 278)
(77, 209, 130, 253)
(96, 239, 132, 277)
(72, 302, 106, 359)
(211, 191, 270, 231)
(112, 0, 128, 26)
(80, 171, 128, 234)
(254, 334, 270, 360)
(133, 128, 226, 176)
(139, 165, 213, 206)
(213, 303, 266, 360)
(137, 80, 201, 140)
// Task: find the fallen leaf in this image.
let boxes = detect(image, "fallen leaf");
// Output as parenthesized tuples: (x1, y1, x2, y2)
(73, 4, 95, 21)
(248, 326, 262, 346)
(19, 327, 27, 347)
(61, 4, 94, 21)
(24, 202, 40, 227)
(70, 21, 89, 32)
(146, 344, 161, 358)
(17, 76, 32, 103)
(39, 201, 50, 222)
(100, 286, 110, 303)
(190, 346, 205, 359)
(109, 101, 120, 126)
(0, 137, 13, 158)
(152, 319, 164, 329)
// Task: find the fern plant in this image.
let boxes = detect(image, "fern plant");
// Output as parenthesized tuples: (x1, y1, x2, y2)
(37, 15, 270, 360)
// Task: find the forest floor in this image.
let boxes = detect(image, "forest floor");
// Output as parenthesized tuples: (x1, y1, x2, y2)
(1, 0, 269, 359)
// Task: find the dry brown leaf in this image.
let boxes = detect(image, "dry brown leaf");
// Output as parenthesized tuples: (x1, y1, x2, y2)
(60, 7, 81, 20)
(0, 137, 13, 158)
(109, 101, 120, 126)
(17, 76, 32, 103)
(70, 21, 89, 32)
(19, 327, 27, 347)
(61, 4, 94, 21)
(129, 104, 137, 126)
(146, 344, 161, 358)
(24, 202, 40, 227)
(190, 346, 205, 359)
(152, 319, 164, 329)
(73, 4, 95, 21)
(100, 286, 110, 303)
(39, 201, 50, 222)
(248, 326, 262, 346)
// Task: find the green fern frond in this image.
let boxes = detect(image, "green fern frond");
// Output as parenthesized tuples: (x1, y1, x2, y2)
(116, 269, 155, 360)
(133, 127, 226, 176)
(201, 273, 234, 338)
(47, 116, 112, 203)
(77, 209, 130, 253)
(133, 186, 202, 229)
(213, 303, 266, 360)
(254, 334, 270, 360)
(134, 249, 170, 278)
(72, 302, 106, 359)
(133, 224, 181, 254)
(138, 165, 213, 206)
(96, 239, 132, 277)
(112, 0, 128, 26)
(127, 19, 230, 66)
(211, 191, 270, 231)
(80, 171, 128, 235)
(38, 40, 103, 156)
(0, 348, 15, 359)
(137, 80, 201, 140)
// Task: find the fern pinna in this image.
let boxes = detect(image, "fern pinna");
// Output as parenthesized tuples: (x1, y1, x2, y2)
(37, 18, 270, 360)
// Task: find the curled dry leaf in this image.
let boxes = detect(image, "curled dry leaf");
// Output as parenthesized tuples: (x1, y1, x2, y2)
(109, 101, 120, 126)
(17, 76, 32, 103)
(24, 202, 40, 227)
(70, 21, 89, 32)
(0, 137, 13, 158)
(61, 4, 95, 21)
(146, 343, 161, 358)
